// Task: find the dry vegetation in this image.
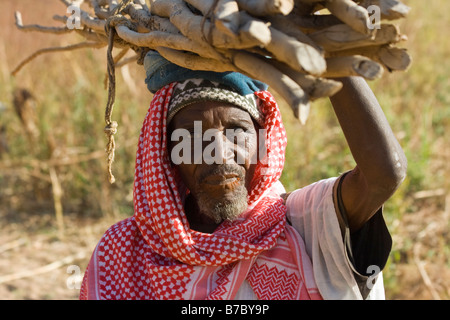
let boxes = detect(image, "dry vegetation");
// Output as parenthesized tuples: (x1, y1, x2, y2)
(0, 0, 448, 300)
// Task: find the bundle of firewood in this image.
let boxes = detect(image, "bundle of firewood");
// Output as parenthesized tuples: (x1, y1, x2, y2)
(14, 0, 411, 124)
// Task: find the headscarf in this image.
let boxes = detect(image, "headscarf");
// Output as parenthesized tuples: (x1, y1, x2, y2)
(79, 54, 322, 300)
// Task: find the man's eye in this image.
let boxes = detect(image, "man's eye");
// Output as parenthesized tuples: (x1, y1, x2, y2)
(226, 127, 244, 138)
(229, 125, 250, 133)
(232, 127, 245, 133)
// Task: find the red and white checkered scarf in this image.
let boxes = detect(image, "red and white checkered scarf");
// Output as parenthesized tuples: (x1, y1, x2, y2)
(80, 84, 321, 300)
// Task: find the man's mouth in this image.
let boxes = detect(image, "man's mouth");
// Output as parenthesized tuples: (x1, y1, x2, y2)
(198, 165, 245, 189)
(202, 173, 241, 186)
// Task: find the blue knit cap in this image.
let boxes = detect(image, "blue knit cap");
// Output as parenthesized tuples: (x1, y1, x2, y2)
(144, 51, 268, 95)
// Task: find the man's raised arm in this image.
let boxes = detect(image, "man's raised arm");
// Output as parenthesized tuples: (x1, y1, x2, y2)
(329, 76, 407, 232)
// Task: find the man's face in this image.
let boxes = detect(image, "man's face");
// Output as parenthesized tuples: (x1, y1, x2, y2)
(168, 101, 259, 225)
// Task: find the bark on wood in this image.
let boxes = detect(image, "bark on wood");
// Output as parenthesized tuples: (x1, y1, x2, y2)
(309, 23, 404, 52)
(324, 55, 384, 79)
(214, 0, 240, 36)
(325, 0, 374, 35)
(266, 27, 326, 75)
(230, 51, 311, 124)
(280, 13, 343, 33)
(15, 11, 69, 34)
(326, 45, 411, 71)
(268, 14, 324, 52)
(238, 15, 272, 47)
(152, 0, 263, 49)
(115, 26, 223, 61)
(269, 60, 343, 99)
(236, 0, 295, 16)
(157, 47, 237, 72)
(359, 0, 411, 20)
(14, 0, 411, 124)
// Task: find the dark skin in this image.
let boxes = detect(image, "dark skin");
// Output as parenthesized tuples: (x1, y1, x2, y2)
(329, 77, 407, 232)
(168, 76, 407, 234)
(168, 101, 259, 233)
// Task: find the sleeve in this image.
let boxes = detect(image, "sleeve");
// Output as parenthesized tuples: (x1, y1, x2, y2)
(78, 242, 102, 300)
(79, 261, 90, 300)
(334, 173, 392, 299)
(285, 177, 391, 300)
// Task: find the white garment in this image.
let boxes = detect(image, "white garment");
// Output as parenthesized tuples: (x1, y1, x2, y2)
(234, 178, 386, 300)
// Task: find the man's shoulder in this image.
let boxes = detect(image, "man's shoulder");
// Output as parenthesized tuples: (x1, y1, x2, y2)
(99, 217, 140, 244)
(283, 177, 338, 205)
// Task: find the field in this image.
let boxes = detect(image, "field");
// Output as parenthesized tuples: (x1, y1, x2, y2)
(0, 0, 448, 300)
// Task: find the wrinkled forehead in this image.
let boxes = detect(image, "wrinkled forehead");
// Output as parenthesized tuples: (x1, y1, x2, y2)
(167, 79, 264, 126)
(169, 100, 257, 129)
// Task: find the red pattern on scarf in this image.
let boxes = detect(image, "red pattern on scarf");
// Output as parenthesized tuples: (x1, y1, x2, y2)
(79, 85, 322, 300)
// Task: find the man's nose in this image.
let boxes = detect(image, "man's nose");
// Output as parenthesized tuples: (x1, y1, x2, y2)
(201, 130, 237, 165)
(221, 134, 236, 164)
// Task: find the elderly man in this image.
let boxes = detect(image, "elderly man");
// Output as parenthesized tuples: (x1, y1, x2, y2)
(80, 51, 406, 300)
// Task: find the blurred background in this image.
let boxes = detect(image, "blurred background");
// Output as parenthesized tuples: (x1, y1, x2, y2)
(0, 0, 448, 299)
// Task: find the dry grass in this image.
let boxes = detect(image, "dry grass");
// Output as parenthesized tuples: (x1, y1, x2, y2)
(0, 0, 448, 300)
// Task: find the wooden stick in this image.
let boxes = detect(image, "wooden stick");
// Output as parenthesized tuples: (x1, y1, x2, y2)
(376, 45, 411, 71)
(325, 0, 374, 35)
(282, 13, 342, 33)
(267, 14, 323, 52)
(413, 244, 442, 300)
(91, 0, 113, 19)
(291, 0, 321, 16)
(14, 0, 411, 127)
(413, 189, 446, 200)
(46, 149, 106, 167)
(49, 166, 65, 235)
(266, 26, 326, 76)
(184, 0, 272, 46)
(309, 23, 403, 52)
(326, 45, 411, 71)
(297, 0, 324, 3)
(14, 11, 70, 34)
(133, 0, 149, 12)
(145, 16, 181, 34)
(0, 238, 27, 254)
(52, 14, 110, 43)
(0, 252, 87, 284)
(115, 26, 224, 61)
(124, 3, 152, 31)
(236, 0, 294, 16)
(214, 0, 241, 36)
(359, 0, 411, 20)
(157, 47, 237, 72)
(269, 59, 343, 99)
(229, 51, 311, 124)
(238, 16, 272, 47)
(152, 0, 267, 49)
(115, 54, 139, 68)
(324, 55, 384, 80)
(300, 76, 343, 100)
(60, 0, 107, 32)
(151, 0, 228, 47)
(12, 42, 106, 76)
(183, 0, 215, 15)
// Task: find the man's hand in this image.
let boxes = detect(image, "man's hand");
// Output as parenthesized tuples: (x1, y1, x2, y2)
(329, 77, 407, 232)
